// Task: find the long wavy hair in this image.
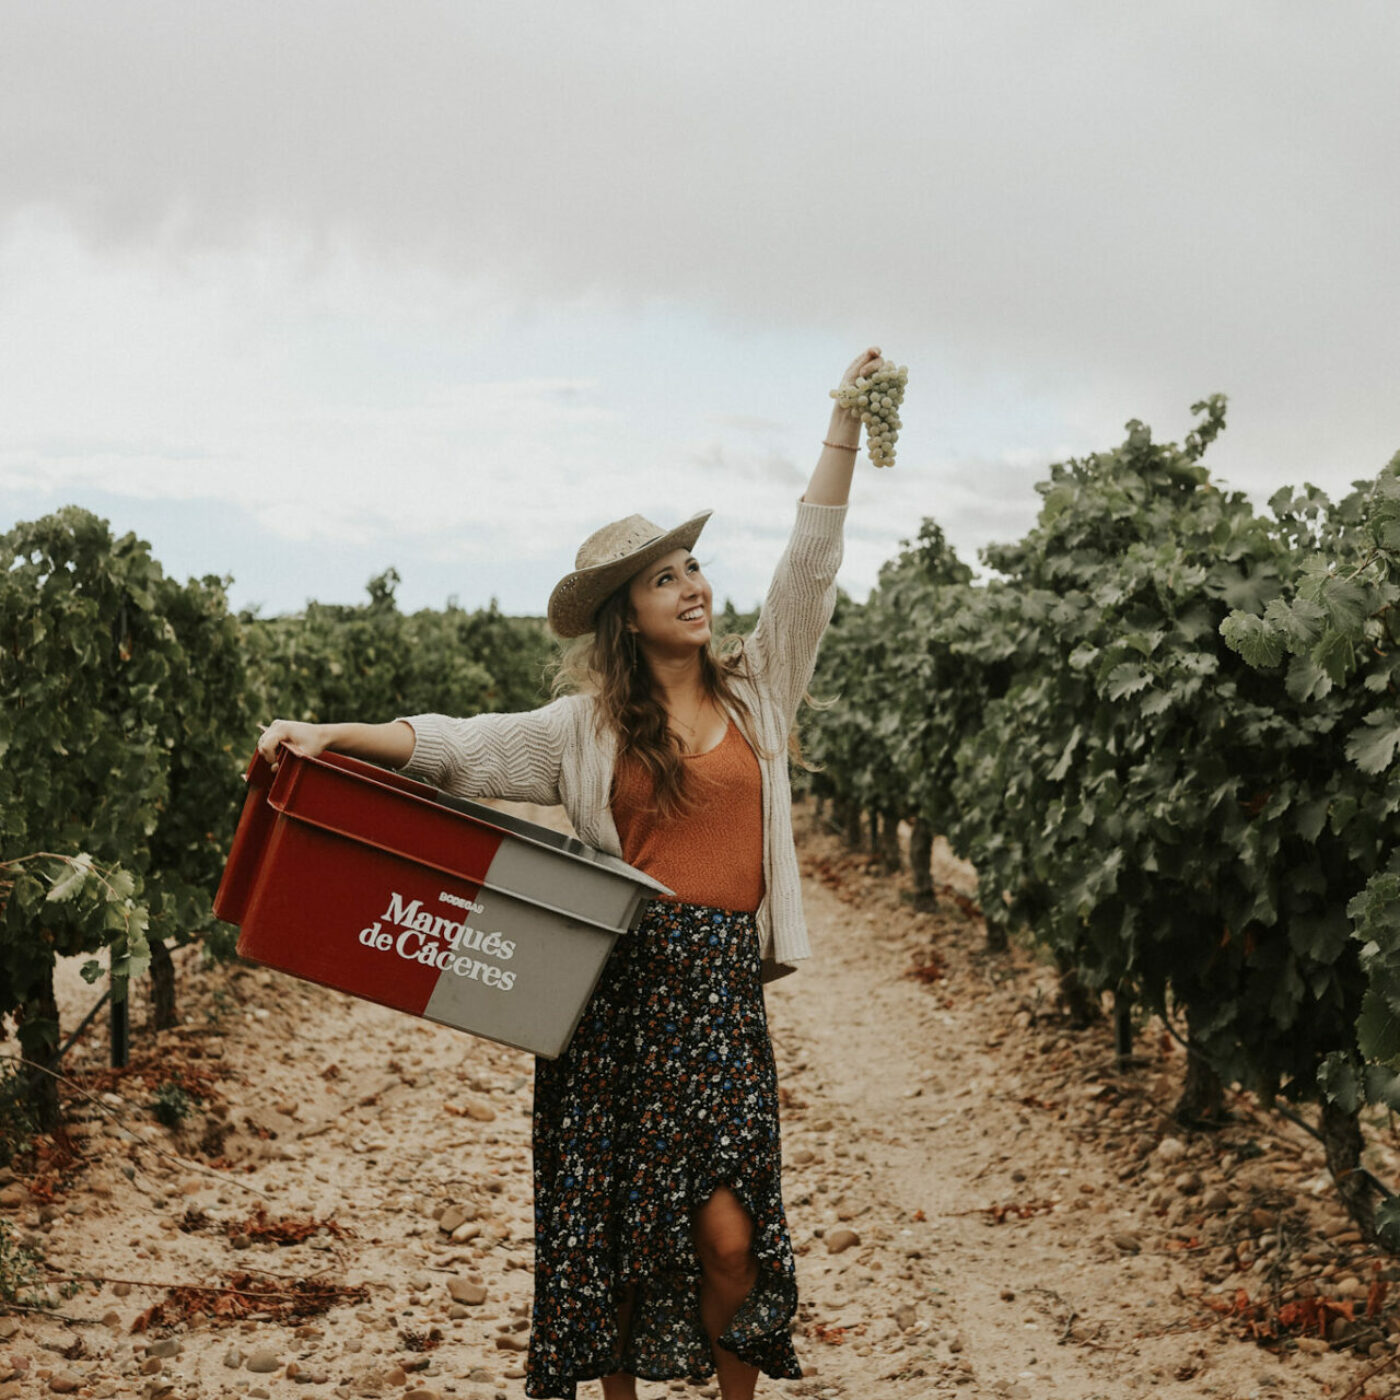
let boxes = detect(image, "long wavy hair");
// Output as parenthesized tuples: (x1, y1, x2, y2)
(550, 584, 762, 818)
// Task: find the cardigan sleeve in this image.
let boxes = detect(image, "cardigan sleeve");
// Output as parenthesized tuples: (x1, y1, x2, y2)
(396, 695, 582, 805)
(745, 498, 847, 730)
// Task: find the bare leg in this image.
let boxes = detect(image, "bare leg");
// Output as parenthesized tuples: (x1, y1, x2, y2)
(694, 1187, 760, 1400)
(600, 1284, 637, 1400)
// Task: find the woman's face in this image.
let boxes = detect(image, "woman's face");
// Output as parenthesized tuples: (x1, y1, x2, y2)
(626, 547, 713, 655)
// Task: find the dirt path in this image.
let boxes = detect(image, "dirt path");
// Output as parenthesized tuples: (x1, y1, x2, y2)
(2, 806, 1394, 1399)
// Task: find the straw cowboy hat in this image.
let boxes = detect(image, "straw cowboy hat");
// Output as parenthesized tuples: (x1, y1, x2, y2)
(547, 510, 713, 638)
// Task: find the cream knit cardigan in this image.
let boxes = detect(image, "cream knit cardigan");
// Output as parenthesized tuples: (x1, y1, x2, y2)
(398, 498, 847, 982)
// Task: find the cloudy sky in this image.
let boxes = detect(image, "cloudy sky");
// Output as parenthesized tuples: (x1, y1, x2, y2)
(3, 1, 1398, 619)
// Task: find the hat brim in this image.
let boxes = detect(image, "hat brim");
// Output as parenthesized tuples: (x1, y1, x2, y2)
(547, 510, 713, 638)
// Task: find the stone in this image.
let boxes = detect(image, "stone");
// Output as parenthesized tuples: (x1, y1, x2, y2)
(405, 1390, 442, 1400)
(448, 1278, 489, 1305)
(246, 1345, 282, 1373)
(0, 1186, 25, 1208)
(893, 1303, 918, 1330)
(1155, 1137, 1187, 1163)
(1174, 1171, 1203, 1196)
(464, 1099, 497, 1122)
(140, 1356, 164, 1375)
(101, 1310, 123, 1328)
(0, 1318, 19, 1339)
(1113, 1232, 1142, 1253)
(790, 1148, 816, 1165)
(147, 1338, 181, 1359)
(439, 1203, 478, 1234)
(495, 1333, 530, 1352)
(825, 1228, 860, 1255)
(1329, 1316, 1362, 1345)
(48, 1376, 82, 1395)
(223, 1348, 244, 1369)
(1203, 1188, 1231, 1214)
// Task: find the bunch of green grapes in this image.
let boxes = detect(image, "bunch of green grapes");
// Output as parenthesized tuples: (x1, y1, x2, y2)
(830, 360, 908, 468)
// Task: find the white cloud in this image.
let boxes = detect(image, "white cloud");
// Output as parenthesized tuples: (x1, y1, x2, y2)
(2, 2, 1398, 614)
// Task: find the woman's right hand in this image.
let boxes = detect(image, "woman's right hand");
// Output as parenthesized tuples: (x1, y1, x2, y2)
(257, 719, 329, 770)
(838, 345, 885, 390)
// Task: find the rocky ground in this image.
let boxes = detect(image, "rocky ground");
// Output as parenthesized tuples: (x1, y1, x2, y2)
(4, 802, 1400, 1398)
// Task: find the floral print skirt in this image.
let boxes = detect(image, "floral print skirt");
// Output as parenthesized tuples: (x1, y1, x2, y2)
(526, 900, 802, 1399)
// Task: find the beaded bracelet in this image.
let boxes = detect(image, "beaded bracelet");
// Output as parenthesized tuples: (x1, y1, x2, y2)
(821, 439, 860, 452)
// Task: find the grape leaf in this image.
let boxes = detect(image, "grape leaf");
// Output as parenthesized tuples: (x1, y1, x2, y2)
(1346, 711, 1400, 775)
(1105, 664, 1153, 701)
(45, 853, 95, 904)
(1318, 1052, 1361, 1113)
(1220, 612, 1285, 669)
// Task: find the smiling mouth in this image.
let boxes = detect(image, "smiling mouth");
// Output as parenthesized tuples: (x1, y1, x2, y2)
(679, 607, 706, 622)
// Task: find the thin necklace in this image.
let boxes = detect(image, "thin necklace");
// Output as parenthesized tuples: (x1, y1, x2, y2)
(668, 693, 709, 737)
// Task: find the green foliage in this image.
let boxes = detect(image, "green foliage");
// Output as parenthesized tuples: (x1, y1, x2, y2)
(244, 572, 553, 730)
(945, 403, 1400, 1103)
(0, 1217, 41, 1306)
(151, 1081, 194, 1127)
(805, 521, 983, 836)
(0, 851, 150, 1065)
(716, 599, 760, 638)
(0, 1059, 36, 1170)
(0, 508, 248, 1061)
(1351, 856, 1400, 1066)
(808, 402, 1400, 1140)
(0, 509, 173, 1051)
(201, 925, 242, 965)
(1220, 455, 1400, 1083)
(2, 508, 555, 1074)
(144, 572, 258, 956)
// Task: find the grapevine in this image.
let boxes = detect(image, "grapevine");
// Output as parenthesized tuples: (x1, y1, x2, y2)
(803, 398, 1400, 1245)
(1, 510, 555, 1133)
(830, 361, 908, 468)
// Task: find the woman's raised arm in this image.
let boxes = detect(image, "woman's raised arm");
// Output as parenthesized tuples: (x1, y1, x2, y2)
(802, 345, 883, 506)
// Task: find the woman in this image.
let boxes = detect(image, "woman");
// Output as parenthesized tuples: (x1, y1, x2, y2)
(257, 345, 884, 1399)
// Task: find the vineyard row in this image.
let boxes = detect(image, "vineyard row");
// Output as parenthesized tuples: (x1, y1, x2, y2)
(0, 507, 556, 1133)
(799, 396, 1400, 1245)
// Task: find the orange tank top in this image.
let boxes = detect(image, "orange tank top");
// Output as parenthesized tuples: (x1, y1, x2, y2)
(611, 723, 765, 913)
